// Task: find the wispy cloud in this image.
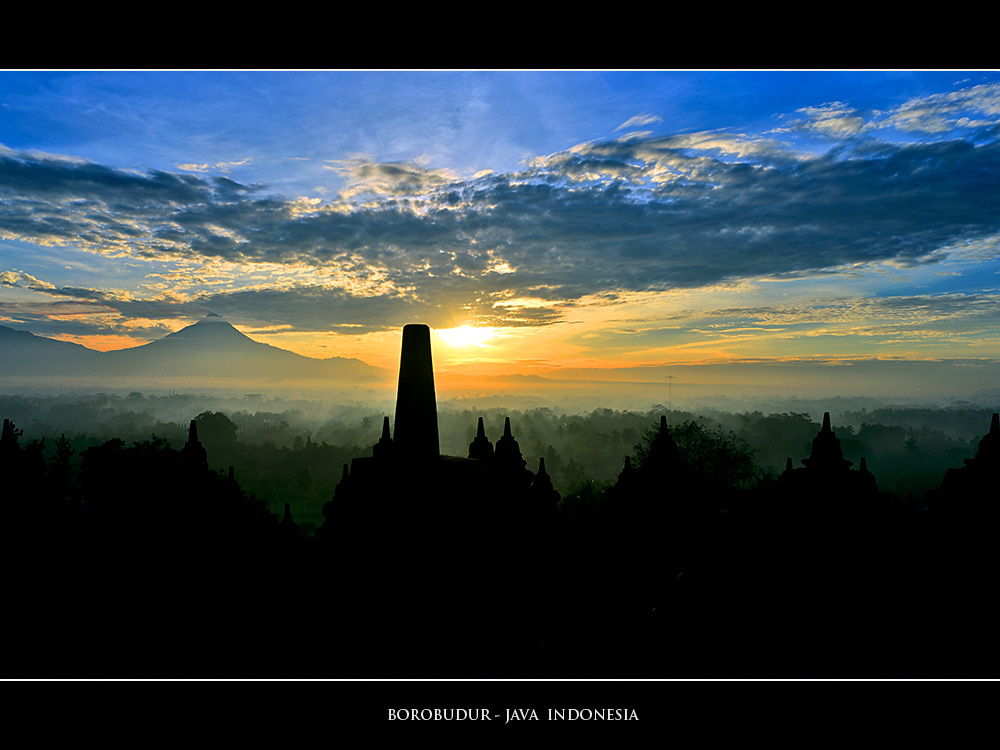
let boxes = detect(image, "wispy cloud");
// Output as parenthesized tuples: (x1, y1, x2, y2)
(176, 158, 255, 173)
(615, 114, 663, 132)
(773, 82, 1000, 140)
(880, 82, 1000, 134)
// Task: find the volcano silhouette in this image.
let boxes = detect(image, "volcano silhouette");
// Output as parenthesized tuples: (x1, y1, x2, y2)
(0, 314, 387, 385)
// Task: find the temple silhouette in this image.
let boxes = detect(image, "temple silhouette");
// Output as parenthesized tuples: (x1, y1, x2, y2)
(775, 411, 883, 518)
(318, 324, 548, 518)
(5, 324, 1000, 678)
(931, 411, 1000, 520)
(315, 324, 557, 667)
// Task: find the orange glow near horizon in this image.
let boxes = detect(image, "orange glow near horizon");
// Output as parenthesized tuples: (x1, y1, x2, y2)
(52, 333, 151, 352)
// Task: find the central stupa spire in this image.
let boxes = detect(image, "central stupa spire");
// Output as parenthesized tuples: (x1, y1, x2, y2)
(392, 324, 439, 460)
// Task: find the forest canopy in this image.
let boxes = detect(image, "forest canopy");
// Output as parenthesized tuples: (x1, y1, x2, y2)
(2, 391, 994, 530)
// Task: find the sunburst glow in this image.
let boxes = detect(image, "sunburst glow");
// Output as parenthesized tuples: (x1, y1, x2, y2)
(439, 326, 496, 348)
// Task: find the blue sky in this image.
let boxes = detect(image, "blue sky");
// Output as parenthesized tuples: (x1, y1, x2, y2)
(3, 70, 1000, 399)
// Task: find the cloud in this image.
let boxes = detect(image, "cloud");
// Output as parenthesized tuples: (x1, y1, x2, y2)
(3, 83, 1000, 336)
(1, 270, 56, 290)
(197, 284, 435, 334)
(176, 158, 254, 173)
(778, 102, 869, 138)
(324, 157, 459, 200)
(557, 290, 1000, 362)
(615, 114, 663, 132)
(879, 82, 1000, 135)
(0, 270, 211, 331)
(772, 83, 1000, 141)
(679, 292, 1000, 343)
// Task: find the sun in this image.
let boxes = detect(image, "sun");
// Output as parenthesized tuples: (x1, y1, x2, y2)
(439, 326, 495, 348)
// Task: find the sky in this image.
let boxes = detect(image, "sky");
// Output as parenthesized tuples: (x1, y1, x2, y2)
(3, 69, 1000, 403)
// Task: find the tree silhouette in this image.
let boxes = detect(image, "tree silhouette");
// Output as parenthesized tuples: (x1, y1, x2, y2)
(193, 410, 239, 449)
(634, 417, 761, 496)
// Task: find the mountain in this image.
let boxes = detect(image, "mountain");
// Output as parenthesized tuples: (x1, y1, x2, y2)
(0, 325, 105, 374)
(0, 315, 388, 387)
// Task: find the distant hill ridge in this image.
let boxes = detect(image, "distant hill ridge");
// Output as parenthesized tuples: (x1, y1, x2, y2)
(0, 315, 388, 384)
